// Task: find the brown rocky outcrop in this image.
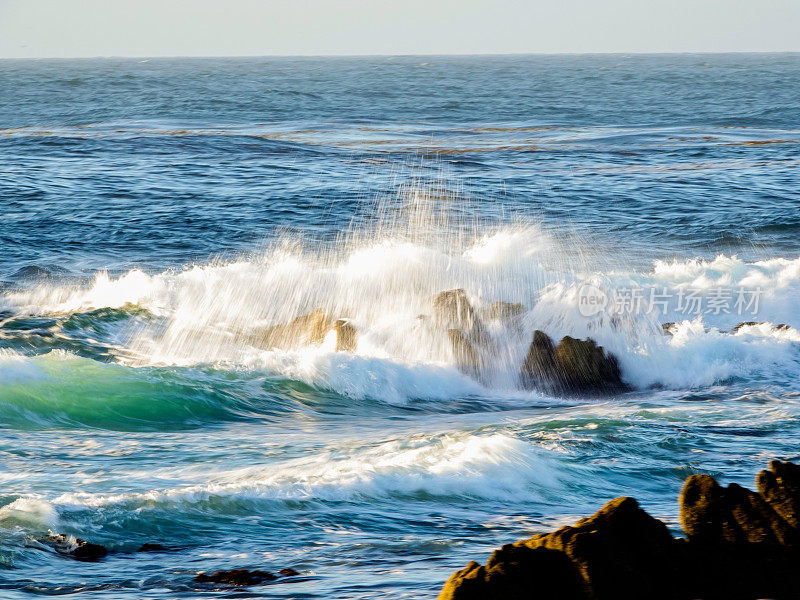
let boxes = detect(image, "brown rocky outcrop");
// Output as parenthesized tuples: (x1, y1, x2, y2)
(334, 318, 357, 352)
(521, 331, 628, 395)
(253, 309, 332, 350)
(440, 497, 680, 600)
(480, 301, 525, 321)
(439, 460, 800, 600)
(448, 328, 483, 375)
(433, 290, 488, 344)
(433, 289, 489, 375)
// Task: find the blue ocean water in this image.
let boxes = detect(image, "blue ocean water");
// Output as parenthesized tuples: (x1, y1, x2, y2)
(0, 54, 799, 598)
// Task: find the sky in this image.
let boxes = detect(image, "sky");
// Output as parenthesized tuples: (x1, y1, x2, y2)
(1, 0, 799, 58)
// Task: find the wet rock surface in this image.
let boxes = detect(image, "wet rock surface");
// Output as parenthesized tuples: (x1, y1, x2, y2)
(439, 460, 800, 600)
(245, 291, 633, 396)
(731, 321, 791, 333)
(480, 301, 525, 321)
(334, 318, 357, 352)
(41, 533, 108, 561)
(253, 309, 332, 349)
(433, 289, 488, 343)
(521, 331, 628, 395)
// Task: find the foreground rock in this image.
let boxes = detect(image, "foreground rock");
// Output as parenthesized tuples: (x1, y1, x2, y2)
(439, 460, 800, 600)
(521, 330, 628, 395)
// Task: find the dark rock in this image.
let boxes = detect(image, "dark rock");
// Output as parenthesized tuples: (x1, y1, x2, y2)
(43, 533, 107, 561)
(433, 289, 477, 329)
(334, 318, 357, 352)
(662, 322, 675, 335)
(195, 569, 276, 586)
(70, 539, 108, 561)
(137, 542, 167, 552)
(552, 336, 626, 393)
(521, 332, 628, 395)
(440, 460, 800, 600)
(528, 497, 680, 600)
(680, 474, 799, 545)
(278, 567, 300, 576)
(439, 546, 587, 600)
(757, 460, 800, 530)
(440, 497, 680, 600)
(679, 475, 800, 545)
(521, 330, 557, 382)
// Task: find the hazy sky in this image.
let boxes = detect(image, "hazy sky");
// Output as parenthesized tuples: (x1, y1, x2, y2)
(2, 0, 799, 58)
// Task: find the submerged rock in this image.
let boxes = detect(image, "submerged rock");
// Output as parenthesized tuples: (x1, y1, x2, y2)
(195, 569, 277, 585)
(439, 459, 800, 600)
(521, 331, 628, 395)
(194, 567, 302, 586)
(42, 533, 107, 561)
(137, 542, 167, 552)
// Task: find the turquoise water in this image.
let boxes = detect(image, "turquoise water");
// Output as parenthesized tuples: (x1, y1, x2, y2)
(1, 54, 800, 598)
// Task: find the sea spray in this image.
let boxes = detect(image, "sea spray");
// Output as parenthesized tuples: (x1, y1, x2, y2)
(2, 190, 800, 399)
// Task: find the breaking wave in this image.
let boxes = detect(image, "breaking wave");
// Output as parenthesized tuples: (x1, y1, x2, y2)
(3, 197, 800, 403)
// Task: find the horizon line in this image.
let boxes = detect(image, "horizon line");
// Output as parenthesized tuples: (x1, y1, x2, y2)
(2, 50, 800, 61)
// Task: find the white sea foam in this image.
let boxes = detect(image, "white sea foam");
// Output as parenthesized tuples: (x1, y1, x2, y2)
(0, 349, 49, 385)
(50, 432, 568, 506)
(0, 498, 60, 532)
(3, 209, 799, 398)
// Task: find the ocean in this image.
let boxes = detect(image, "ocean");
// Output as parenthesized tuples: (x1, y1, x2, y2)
(0, 53, 799, 598)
